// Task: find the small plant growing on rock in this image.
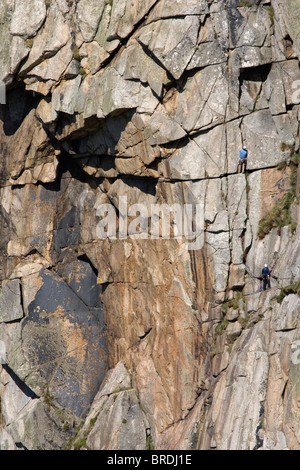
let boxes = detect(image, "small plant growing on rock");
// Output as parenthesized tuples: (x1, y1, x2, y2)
(146, 434, 155, 450)
(43, 387, 54, 411)
(72, 44, 81, 62)
(257, 154, 300, 238)
(280, 142, 295, 153)
(25, 38, 34, 48)
(238, 316, 249, 329)
(267, 5, 275, 25)
(215, 319, 229, 335)
(276, 281, 300, 304)
(79, 67, 87, 80)
(238, 0, 252, 7)
(73, 437, 89, 450)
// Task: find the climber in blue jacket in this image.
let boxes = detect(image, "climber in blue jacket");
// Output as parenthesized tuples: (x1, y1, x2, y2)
(238, 145, 248, 173)
(262, 264, 271, 290)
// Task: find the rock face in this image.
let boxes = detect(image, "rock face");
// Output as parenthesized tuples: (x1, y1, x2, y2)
(0, 0, 300, 450)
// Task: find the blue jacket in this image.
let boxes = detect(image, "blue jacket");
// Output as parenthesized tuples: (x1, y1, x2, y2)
(262, 267, 270, 278)
(240, 149, 247, 159)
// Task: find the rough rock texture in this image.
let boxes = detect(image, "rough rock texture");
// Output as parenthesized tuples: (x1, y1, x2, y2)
(0, 0, 300, 450)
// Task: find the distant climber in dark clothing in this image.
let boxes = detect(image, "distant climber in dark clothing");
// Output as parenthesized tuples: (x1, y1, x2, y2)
(262, 264, 271, 290)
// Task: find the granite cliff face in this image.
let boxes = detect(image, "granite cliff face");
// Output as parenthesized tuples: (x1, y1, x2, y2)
(0, 0, 300, 450)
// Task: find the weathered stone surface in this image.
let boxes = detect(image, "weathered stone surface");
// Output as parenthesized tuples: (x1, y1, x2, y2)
(159, 124, 227, 180)
(94, 0, 158, 53)
(7, 397, 77, 450)
(7, 266, 107, 418)
(242, 109, 289, 169)
(76, 0, 106, 43)
(138, 16, 200, 80)
(165, 64, 229, 133)
(283, 0, 300, 58)
(205, 178, 228, 231)
(76, 361, 149, 450)
(146, 0, 207, 20)
(27, 45, 73, 84)
(187, 40, 228, 70)
(114, 40, 170, 98)
(226, 321, 242, 342)
(206, 231, 230, 293)
(198, 292, 300, 450)
(0, 280, 23, 323)
(20, 4, 71, 76)
(274, 294, 300, 332)
(52, 76, 82, 115)
(0, 428, 16, 450)
(10, 0, 46, 38)
(228, 264, 245, 290)
(0, 1, 30, 85)
(0, 0, 300, 452)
